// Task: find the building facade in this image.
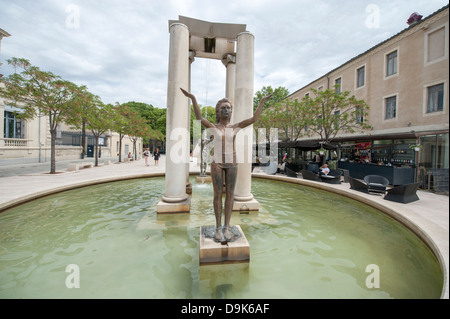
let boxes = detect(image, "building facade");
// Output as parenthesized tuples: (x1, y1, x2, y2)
(287, 6, 449, 181)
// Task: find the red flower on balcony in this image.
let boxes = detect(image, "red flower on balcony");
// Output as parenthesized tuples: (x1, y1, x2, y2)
(407, 12, 423, 25)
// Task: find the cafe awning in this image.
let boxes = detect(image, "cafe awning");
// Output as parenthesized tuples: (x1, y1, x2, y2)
(277, 140, 338, 150)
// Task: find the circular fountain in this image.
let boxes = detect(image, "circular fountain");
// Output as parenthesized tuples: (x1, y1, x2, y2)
(0, 176, 443, 298)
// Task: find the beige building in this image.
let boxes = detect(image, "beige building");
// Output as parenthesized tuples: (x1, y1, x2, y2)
(287, 5, 448, 182)
(0, 28, 142, 163)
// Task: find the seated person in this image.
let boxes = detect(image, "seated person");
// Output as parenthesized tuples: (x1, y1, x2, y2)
(319, 163, 330, 176)
(278, 161, 286, 174)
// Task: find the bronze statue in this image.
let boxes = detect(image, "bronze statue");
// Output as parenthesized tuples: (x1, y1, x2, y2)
(181, 88, 272, 242)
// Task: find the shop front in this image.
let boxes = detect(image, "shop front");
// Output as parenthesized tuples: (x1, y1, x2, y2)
(335, 131, 449, 188)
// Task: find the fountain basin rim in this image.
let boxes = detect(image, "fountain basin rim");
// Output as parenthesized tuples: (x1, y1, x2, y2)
(0, 171, 446, 299)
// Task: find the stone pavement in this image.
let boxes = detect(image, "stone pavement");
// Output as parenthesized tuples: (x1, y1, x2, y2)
(0, 156, 448, 298)
(0, 156, 122, 177)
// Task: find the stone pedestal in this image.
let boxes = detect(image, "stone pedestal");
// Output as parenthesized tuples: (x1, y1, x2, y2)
(233, 198, 259, 212)
(156, 197, 191, 214)
(199, 225, 250, 265)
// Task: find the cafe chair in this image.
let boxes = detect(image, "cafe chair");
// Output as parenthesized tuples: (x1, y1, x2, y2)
(328, 169, 342, 177)
(301, 169, 320, 182)
(338, 169, 350, 183)
(348, 176, 369, 193)
(363, 175, 390, 195)
(286, 167, 298, 178)
(306, 163, 319, 174)
(319, 170, 342, 184)
(384, 182, 420, 204)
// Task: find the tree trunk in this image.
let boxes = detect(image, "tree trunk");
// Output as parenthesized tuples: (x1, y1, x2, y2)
(118, 134, 123, 162)
(81, 120, 86, 156)
(50, 128, 56, 174)
(94, 135, 99, 166)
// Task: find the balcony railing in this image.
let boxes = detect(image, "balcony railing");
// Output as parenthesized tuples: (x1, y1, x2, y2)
(1, 138, 30, 147)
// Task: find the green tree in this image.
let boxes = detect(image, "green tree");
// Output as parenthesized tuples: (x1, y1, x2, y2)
(301, 87, 372, 144)
(124, 111, 148, 160)
(260, 99, 309, 142)
(253, 85, 289, 112)
(254, 86, 309, 143)
(85, 102, 114, 166)
(0, 58, 84, 173)
(123, 101, 166, 143)
(110, 103, 135, 162)
(65, 84, 98, 157)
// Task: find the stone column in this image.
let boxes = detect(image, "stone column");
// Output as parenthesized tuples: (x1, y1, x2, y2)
(222, 54, 236, 112)
(233, 32, 258, 211)
(186, 50, 196, 195)
(157, 22, 190, 213)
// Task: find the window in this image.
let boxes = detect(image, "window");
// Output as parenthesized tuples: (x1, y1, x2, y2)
(427, 83, 444, 113)
(356, 66, 365, 88)
(355, 107, 364, 124)
(3, 111, 24, 139)
(335, 78, 341, 93)
(333, 110, 340, 129)
(385, 96, 397, 119)
(425, 25, 447, 64)
(419, 133, 449, 169)
(386, 50, 397, 76)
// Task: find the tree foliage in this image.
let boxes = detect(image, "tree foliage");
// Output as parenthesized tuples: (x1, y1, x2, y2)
(301, 87, 372, 144)
(110, 103, 134, 162)
(253, 85, 371, 146)
(254, 86, 308, 142)
(253, 85, 289, 112)
(0, 58, 85, 173)
(123, 101, 166, 140)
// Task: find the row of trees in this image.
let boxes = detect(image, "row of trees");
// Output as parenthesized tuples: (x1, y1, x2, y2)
(0, 58, 164, 173)
(253, 85, 371, 145)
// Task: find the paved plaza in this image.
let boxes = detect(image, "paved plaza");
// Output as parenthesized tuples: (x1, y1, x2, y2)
(0, 155, 448, 298)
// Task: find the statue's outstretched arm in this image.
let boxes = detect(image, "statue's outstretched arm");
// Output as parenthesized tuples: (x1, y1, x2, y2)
(236, 93, 274, 128)
(180, 88, 214, 128)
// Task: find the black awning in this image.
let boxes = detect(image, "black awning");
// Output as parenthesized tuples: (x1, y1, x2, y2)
(277, 140, 338, 150)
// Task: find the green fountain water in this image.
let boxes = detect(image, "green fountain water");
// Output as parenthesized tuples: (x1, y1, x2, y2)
(0, 177, 442, 298)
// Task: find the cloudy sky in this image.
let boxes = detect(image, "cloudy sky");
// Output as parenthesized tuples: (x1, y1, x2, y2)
(1, 0, 448, 108)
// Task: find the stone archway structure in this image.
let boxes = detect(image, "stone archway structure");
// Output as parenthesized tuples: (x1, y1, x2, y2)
(157, 16, 259, 213)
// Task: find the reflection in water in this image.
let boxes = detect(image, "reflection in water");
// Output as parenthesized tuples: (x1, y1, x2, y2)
(0, 177, 443, 298)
